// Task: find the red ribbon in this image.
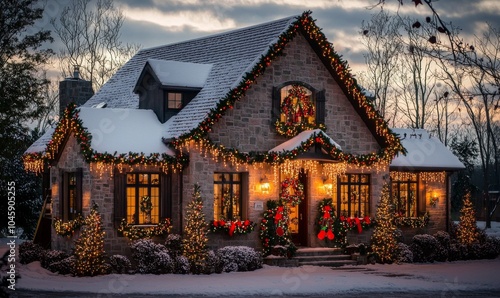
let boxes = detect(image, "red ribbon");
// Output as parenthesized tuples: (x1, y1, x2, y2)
(229, 222, 236, 236)
(355, 218, 362, 233)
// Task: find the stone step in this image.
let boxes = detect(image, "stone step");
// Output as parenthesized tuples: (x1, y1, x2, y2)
(299, 260, 358, 267)
(294, 254, 353, 262)
(294, 247, 343, 257)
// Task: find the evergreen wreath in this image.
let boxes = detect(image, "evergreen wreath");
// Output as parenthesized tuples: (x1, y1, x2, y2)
(140, 196, 153, 213)
(275, 84, 324, 137)
(315, 198, 336, 241)
(280, 178, 304, 206)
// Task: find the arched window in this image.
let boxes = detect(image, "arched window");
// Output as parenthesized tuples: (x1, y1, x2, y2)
(272, 82, 325, 137)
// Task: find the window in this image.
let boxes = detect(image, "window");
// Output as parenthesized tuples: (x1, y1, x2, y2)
(126, 173, 160, 224)
(61, 169, 82, 221)
(391, 176, 418, 217)
(280, 85, 315, 125)
(214, 173, 242, 221)
(338, 174, 370, 218)
(167, 92, 182, 109)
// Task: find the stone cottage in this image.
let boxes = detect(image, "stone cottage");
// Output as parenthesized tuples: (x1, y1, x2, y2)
(24, 11, 464, 255)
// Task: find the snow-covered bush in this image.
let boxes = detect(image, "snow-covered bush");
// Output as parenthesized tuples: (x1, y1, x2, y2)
(19, 241, 45, 264)
(478, 236, 500, 259)
(395, 243, 413, 263)
(203, 250, 222, 274)
(433, 231, 450, 262)
(448, 243, 468, 261)
(130, 239, 174, 274)
(41, 250, 69, 269)
(216, 246, 262, 272)
(109, 255, 132, 274)
(174, 255, 190, 274)
(410, 234, 439, 263)
(165, 234, 182, 258)
(47, 256, 75, 275)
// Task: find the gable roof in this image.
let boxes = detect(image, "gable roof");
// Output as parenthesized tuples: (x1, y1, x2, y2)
(390, 128, 465, 171)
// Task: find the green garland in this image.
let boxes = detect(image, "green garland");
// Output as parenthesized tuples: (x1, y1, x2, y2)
(53, 214, 85, 238)
(393, 212, 430, 228)
(140, 196, 153, 213)
(118, 218, 173, 240)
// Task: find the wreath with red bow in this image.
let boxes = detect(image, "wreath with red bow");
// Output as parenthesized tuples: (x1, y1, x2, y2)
(280, 178, 304, 206)
(275, 84, 323, 137)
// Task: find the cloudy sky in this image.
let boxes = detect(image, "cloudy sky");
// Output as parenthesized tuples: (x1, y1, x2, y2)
(40, 0, 500, 75)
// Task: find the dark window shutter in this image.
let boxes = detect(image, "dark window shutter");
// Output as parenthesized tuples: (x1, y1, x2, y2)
(316, 89, 326, 125)
(271, 86, 281, 124)
(75, 168, 83, 214)
(161, 173, 172, 219)
(114, 171, 126, 227)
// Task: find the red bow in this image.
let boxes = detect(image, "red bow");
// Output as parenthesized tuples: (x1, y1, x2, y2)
(323, 206, 331, 219)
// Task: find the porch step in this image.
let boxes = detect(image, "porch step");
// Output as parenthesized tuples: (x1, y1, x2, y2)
(294, 247, 356, 267)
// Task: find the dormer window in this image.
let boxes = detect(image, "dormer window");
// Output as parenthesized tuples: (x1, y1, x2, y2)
(167, 92, 183, 110)
(134, 59, 213, 123)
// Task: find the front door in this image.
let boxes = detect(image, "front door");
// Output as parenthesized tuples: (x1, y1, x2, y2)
(289, 171, 308, 246)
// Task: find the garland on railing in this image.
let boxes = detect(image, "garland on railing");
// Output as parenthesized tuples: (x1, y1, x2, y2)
(53, 214, 85, 238)
(210, 219, 256, 236)
(259, 200, 297, 257)
(118, 218, 173, 240)
(393, 212, 430, 228)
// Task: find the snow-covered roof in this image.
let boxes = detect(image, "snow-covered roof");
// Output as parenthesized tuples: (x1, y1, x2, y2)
(269, 129, 342, 153)
(77, 107, 175, 156)
(390, 128, 464, 171)
(147, 59, 213, 88)
(82, 15, 298, 139)
(25, 127, 55, 154)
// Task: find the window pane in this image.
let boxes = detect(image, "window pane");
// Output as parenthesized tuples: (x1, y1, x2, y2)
(126, 187, 136, 224)
(138, 174, 148, 184)
(127, 174, 135, 184)
(168, 93, 182, 109)
(151, 174, 159, 185)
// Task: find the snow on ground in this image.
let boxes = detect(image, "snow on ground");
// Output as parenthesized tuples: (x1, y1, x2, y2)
(3, 221, 500, 296)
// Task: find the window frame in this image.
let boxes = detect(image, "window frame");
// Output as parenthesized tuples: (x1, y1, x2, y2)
(337, 173, 371, 218)
(125, 172, 161, 225)
(60, 168, 82, 221)
(391, 176, 420, 217)
(213, 172, 248, 221)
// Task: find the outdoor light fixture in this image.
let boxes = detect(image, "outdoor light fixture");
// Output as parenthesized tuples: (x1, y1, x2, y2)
(430, 192, 439, 207)
(260, 177, 270, 194)
(323, 178, 333, 196)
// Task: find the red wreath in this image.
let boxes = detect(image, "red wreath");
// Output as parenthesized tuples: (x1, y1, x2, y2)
(280, 178, 304, 206)
(275, 85, 320, 137)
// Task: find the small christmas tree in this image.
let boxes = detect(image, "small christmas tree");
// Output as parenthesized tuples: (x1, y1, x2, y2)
(74, 202, 107, 276)
(370, 182, 397, 263)
(182, 184, 209, 274)
(457, 192, 479, 246)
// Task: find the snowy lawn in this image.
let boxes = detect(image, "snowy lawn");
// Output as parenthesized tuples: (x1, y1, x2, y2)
(3, 221, 500, 296)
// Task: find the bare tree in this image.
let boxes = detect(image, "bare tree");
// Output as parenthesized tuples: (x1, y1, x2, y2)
(51, 0, 140, 91)
(359, 10, 402, 126)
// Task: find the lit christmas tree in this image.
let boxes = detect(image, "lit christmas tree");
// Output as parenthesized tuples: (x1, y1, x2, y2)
(370, 182, 397, 263)
(74, 202, 107, 276)
(457, 192, 479, 246)
(182, 184, 209, 274)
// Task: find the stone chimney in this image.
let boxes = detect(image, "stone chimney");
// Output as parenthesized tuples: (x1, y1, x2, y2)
(59, 65, 94, 115)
